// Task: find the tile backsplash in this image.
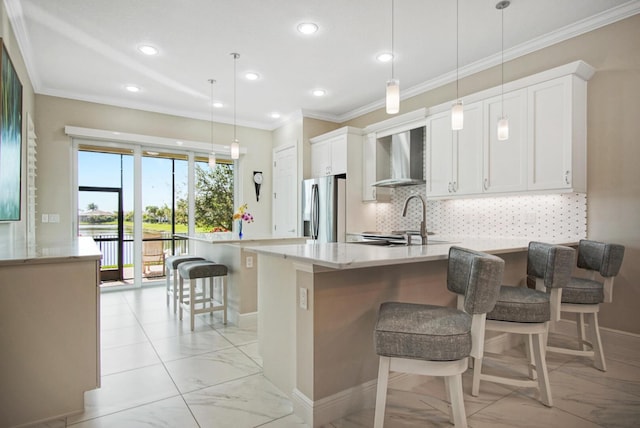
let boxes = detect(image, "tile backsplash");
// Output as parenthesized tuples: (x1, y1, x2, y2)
(375, 187, 586, 240)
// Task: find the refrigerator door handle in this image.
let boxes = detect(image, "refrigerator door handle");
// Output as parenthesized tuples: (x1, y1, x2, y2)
(311, 183, 319, 240)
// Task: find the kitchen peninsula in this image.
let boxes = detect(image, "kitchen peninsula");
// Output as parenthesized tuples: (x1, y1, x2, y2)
(249, 237, 576, 427)
(181, 233, 306, 327)
(0, 237, 101, 427)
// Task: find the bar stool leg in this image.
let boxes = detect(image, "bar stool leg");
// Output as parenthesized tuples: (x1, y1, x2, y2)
(178, 276, 184, 320)
(209, 276, 214, 318)
(166, 266, 171, 307)
(173, 269, 179, 313)
(373, 356, 390, 428)
(222, 276, 228, 324)
(532, 331, 552, 407)
(190, 278, 196, 331)
(588, 313, 606, 371)
(445, 373, 468, 428)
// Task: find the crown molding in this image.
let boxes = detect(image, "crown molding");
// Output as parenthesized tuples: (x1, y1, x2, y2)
(337, 1, 640, 123)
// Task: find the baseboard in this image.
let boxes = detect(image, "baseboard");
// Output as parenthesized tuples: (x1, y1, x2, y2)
(552, 318, 640, 338)
(234, 311, 257, 329)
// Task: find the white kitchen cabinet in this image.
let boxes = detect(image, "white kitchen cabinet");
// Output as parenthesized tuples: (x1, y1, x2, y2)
(309, 126, 376, 234)
(310, 135, 347, 177)
(361, 133, 390, 202)
(427, 101, 483, 198)
(0, 238, 101, 427)
(482, 89, 528, 194)
(527, 75, 586, 192)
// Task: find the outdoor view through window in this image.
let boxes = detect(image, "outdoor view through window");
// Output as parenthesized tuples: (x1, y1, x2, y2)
(77, 147, 234, 285)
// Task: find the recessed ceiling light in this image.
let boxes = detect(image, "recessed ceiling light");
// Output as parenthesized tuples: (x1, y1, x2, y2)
(297, 22, 319, 35)
(270, 112, 281, 119)
(125, 85, 140, 92)
(245, 72, 260, 81)
(377, 52, 393, 62)
(212, 101, 223, 108)
(138, 44, 158, 55)
(176, 141, 183, 146)
(312, 89, 326, 97)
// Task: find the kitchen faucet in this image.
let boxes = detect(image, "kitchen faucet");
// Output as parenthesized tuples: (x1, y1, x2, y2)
(402, 194, 428, 245)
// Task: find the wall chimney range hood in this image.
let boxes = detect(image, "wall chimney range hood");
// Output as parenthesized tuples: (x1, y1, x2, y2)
(372, 127, 425, 188)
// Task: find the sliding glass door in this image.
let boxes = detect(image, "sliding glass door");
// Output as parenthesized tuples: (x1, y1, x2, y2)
(76, 144, 235, 288)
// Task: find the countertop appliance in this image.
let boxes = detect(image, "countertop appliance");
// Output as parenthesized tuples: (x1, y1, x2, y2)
(302, 176, 346, 243)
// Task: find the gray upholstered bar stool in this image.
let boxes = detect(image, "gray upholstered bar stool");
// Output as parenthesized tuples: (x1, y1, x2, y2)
(165, 255, 205, 313)
(546, 239, 625, 371)
(178, 260, 228, 331)
(373, 247, 504, 428)
(468, 242, 575, 408)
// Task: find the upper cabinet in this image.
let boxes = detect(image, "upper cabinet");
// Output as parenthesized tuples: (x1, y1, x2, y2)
(426, 61, 592, 199)
(482, 89, 528, 194)
(310, 134, 348, 177)
(527, 75, 586, 192)
(427, 101, 483, 197)
(309, 126, 377, 233)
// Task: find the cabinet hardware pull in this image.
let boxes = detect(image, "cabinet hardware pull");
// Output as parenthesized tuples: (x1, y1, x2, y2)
(453, 181, 458, 192)
(483, 178, 489, 191)
(565, 170, 570, 185)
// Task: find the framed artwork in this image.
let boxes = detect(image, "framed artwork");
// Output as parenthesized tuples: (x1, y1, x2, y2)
(0, 38, 23, 221)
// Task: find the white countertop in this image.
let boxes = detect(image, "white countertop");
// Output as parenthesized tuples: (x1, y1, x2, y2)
(0, 236, 102, 266)
(247, 236, 578, 270)
(178, 233, 306, 245)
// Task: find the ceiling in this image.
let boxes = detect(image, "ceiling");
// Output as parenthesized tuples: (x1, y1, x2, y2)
(6, 0, 639, 130)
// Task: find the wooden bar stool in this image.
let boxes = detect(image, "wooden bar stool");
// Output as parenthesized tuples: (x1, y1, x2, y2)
(165, 255, 205, 313)
(373, 247, 504, 428)
(546, 239, 625, 371)
(470, 242, 575, 407)
(178, 260, 228, 331)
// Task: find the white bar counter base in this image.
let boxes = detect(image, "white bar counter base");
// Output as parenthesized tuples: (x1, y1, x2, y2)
(179, 233, 306, 328)
(0, 236, 102, 428)
(248, 236, 577, 427)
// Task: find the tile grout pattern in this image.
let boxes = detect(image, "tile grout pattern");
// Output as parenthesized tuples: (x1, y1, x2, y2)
(31, 285, 640, 428)
(378, 189, 587, 241)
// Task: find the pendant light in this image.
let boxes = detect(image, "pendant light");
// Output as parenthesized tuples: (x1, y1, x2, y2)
(496, 1, 510, 141)
(451, 0, 463, 130)
(385, 0, 399, 114)
(230, 52, 240, 159)
(208, 78, 217, 168)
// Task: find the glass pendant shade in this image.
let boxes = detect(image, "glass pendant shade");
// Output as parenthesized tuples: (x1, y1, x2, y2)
(451, 100, 464, 130)
(208, 152, 216, 168)
(497, 116, 509, 141)
(231, 141, 240, 159)
(386, 79, 399, 114)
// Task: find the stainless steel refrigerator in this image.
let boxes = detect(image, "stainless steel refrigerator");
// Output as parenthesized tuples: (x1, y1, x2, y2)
(302, 176, 346, 243)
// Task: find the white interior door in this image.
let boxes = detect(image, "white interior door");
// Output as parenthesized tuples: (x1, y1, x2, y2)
(273, 145, 297, 237)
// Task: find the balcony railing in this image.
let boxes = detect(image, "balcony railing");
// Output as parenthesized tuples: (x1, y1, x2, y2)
(91, 233, 188, 267)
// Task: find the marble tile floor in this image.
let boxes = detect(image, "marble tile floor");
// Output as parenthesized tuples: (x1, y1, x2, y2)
(31, 285, 640, 428)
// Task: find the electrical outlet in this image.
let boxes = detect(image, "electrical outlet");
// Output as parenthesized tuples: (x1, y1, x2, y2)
(49, 213, 60, 223)
(299, 287, 308, 310)
(41, 214, 49, 223)
(246, 256, 254, 268)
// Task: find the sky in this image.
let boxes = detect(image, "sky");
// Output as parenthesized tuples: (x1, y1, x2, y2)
(77, 151, 192, 214)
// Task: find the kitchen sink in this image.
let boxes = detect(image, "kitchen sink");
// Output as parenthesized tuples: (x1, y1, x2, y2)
(353, 234, 457, 246)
